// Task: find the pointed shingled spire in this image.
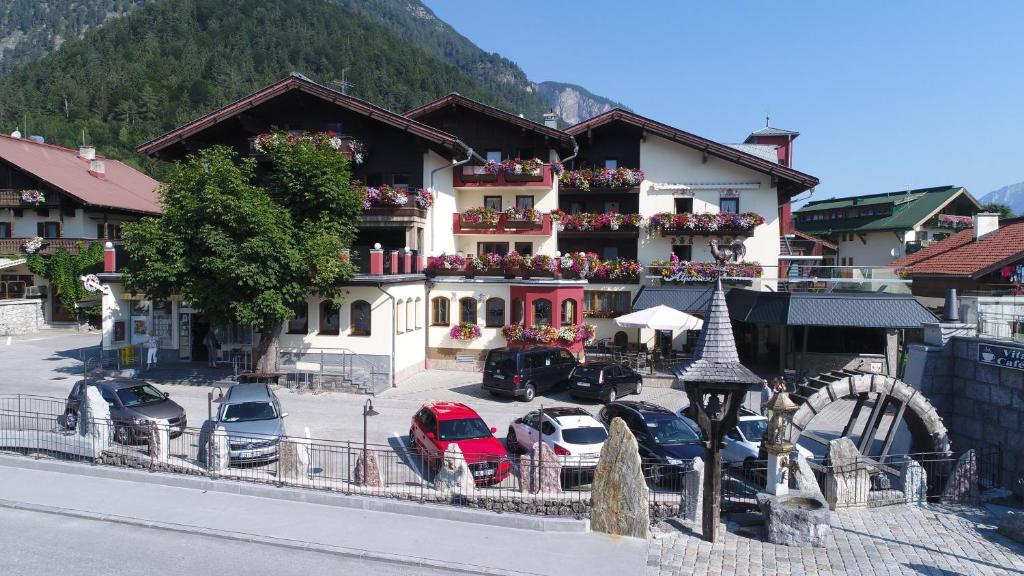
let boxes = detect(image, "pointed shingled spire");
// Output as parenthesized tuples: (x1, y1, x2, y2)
(673, 279, 762, 385)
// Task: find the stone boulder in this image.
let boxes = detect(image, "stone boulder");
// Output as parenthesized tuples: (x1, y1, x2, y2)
(78, 385, 112, 449)
(825, 437, 868, 510)
(902, 460, 927, 505)
(208, 425, 231, 474)
(277, 440, 305, 484)
(943, 449, 978, 503)
(433, 444, 474, 494)
(590, 417, 649, 539)
(354, 449, 382, 488)
(998, 510, 1024, 545)
(757, 491, 832, 547)
(789, 453, 824, 500)
(683, 457, 704, 522)
(519, 442, 562, 494)
(148, 421, 169, 463)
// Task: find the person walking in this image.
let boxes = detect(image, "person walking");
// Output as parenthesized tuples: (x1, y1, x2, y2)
(203, 329, 220, 368)
(146, 331, 159, 370)
(759, 379, 772, 415)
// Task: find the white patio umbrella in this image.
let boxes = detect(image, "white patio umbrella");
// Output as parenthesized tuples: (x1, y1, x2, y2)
(614, 305, 704, 331)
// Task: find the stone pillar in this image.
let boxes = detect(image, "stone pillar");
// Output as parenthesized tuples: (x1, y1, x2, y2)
(902, 460, 927, 505)
(103, 241, 116, 273)
(209, 425, 230, 474)
(402, 250, 413, 274)
(277, 440, 303, 484)
(369, 248, 384, 275)
(389, 250, 400, 275)
(943, 449, 978, 503)
(790, 452, 824, 500)
(79, 385, 112, 456)
(148, 422, 169, 464)
(825, 437, 868, 510)
(683, 457, 704, 522)
(354, 450, 382, 488)
(519, 442, 562, 494)
(591, 418, 650, 538)
(433, 444, 474, 495)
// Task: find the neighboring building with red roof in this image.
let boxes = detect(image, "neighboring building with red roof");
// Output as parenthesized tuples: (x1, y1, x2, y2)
(0, 133, 160, 323)
(892, 213, 1024, 298)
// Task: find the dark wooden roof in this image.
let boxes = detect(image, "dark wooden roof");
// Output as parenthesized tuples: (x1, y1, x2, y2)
(405, 93, 573, 146)
(137, 73, 465, 157)
(566, 108, 819, 198)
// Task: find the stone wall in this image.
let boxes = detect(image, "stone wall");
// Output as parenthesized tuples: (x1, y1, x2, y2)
(908, 332, 1023, 495)
(0, 299, 44, 335)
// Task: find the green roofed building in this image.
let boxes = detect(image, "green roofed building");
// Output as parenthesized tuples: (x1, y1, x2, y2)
(793, 185, 981, 268)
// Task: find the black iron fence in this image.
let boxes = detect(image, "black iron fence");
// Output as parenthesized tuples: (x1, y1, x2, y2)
(0, 394, 1004, 520)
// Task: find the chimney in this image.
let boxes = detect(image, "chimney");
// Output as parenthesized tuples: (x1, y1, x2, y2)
(88, 159, 106, 179)
(973, 212, 999, 240)
(78, 146, 96, 161)
(543, 112, 558, 129)
(103, 241, 116, 273)
(942, 289, 960, 322)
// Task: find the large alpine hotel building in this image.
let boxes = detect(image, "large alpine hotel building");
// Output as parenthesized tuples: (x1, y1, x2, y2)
(99, 73, 821, 389)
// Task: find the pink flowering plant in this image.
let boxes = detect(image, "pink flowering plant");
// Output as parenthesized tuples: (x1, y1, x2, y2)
(650, 253, 764, 281)
(252, 131, 365, 164)
(461, 206, 500, 226)
(474, 252, 504, 271)
(502, 323, 596, 345)
(934, 214, 973, 229)
(503, 205, 541, 223)
(646, 212, 765, 234)
(360, 184, 409, 209)
(486, 158, 544, 176)
(559, 252, 602, 278)
(425, 253, 466, 272)
(20, 190, 45, 205)
(590, 258, 643, 281)
(525, 254, 558, 273)
(559, 165, 644, 191)
(558, 212, 643, 231)
(449, 322, 482, 341)
(415, 188, 435, 209)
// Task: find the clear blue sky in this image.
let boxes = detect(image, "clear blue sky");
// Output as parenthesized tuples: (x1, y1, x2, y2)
(423, 1, 1024, 205)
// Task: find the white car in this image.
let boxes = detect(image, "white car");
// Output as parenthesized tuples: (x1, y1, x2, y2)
(506, 407, 608, 470)
(677, 406, 813, 465)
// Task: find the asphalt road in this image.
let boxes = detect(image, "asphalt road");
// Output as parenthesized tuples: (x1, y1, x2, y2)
(0, 506, 450, 576)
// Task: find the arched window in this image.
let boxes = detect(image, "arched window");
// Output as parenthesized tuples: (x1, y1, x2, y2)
(319, 300, 340, 335)
(287, 301, 309, 334)
(351, 300, 371, 336)
(511, 298, 524, 324)
(560, 299, 578, 325)
(459, 297, 478, 324)
(431, 297, 450, 326)
(406, 300, 415, 332)
(396, 299, 405, 334)
(414, 298, 423, 329)
(533, 298, 552, 326)
(485, 298, 505, 328)
(613, 331, 629, 349)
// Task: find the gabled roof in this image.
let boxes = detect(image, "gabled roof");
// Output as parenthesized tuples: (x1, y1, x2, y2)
(566, 109, 819, 197)
(744, 126, 799, 142)
(795, 186, 980, 235)
(891, 218, 1024, 278)
(405, 93, 573, 146)
(137, 73, 465, 157)
(673, 280, 762, 385)
(0, 134, 160, 214)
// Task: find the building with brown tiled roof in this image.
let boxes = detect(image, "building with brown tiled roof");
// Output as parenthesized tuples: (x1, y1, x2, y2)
(892, 213, 1024, 298)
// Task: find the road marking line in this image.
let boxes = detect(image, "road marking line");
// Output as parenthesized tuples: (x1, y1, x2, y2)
(392, 431, 423, 479)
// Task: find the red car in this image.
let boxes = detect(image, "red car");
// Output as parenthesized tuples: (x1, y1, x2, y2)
(409, 402, 511, 485)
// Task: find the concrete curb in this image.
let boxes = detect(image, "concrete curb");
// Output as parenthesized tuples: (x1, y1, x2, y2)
(0, 498, 534, 576)
(0, 455, 589, 534)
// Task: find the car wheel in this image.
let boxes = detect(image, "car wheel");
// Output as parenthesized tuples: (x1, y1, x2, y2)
(604, 387, 617, 404)
(114, 424, 132, 445)
(62, 410, 77, 431)
(487, 390, 501, 397)
(506, 428, 520, 453)
(523, 384, 536, 402)
(634, 379, 643, 395)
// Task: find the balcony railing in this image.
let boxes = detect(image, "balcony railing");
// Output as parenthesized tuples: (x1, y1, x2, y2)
(452, 213, 553, 235)
(552, 212, 642, 237)
(0, 238, 106, 256)
(648, 212, 765, 237)
(929, 214, 974, 230)
(454, 163, 554, 188)
(0, 189, 58, 208)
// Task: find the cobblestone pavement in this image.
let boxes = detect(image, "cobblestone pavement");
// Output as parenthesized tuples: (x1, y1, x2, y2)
(648, 505, 1024, 576)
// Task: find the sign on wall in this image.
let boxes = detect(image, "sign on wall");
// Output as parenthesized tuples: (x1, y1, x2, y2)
(978, 342, 1024, 371)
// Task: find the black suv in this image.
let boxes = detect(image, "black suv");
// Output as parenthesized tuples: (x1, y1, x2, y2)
(482, 346, 578, 402)
(568, 362, 643, 403)
(598, 401, 704, 486)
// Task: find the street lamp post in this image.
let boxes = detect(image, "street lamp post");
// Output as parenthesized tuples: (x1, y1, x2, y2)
(362, 398, 379, 457)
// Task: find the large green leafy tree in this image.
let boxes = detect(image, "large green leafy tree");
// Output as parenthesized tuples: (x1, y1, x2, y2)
(26, 241, 104, 320)
(121, 137, 361, 371)
(980, 202, 1016, 219)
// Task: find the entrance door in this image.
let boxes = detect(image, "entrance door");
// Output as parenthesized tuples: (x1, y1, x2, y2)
(178, 313, 192, 360)
(192, 317, 211, 362)
(51, 297, 77, 323)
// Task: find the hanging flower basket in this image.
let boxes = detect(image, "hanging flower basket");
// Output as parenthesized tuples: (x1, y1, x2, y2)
(22, 236, 44, 254)
(502, 206, 543, 229)
(649, 254, 764, 282)
(647, 212, 764, 236)
(460, 207, 500, 229)
(21, 190, 45, 205)
(502, 323, 596, 346)
(493, 158, 544, 182)
(558, 166, 644, 191)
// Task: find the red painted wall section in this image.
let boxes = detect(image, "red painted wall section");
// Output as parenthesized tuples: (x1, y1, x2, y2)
(390, 251, 400, 275)
(509, 284, 585, 353)
(369, 249, 384, 275)
(749, 135, 793, 167)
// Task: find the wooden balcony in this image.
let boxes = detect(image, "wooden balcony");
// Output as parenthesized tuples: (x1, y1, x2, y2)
(361, 206, 428, 227)
(452, 213, 553, 235)
(0, 189, 58, 208)
(0, 237, 106, 256)
(454, 165, 554, 188)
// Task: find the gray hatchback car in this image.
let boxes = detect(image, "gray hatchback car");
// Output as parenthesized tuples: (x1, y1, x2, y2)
(63, 379, 187, 444)
(213, 383, 288, 465)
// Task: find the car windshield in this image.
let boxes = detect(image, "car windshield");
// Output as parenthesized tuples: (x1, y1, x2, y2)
(646, 417, 701, 444)
(221, 401, 278, 422)
(485, 351, 514, 372)
(560, 426, 608, 445)
(738, 419, 768, 442)
(438, 418, 491, 441)
(115, 385, 166, 408)
(572, 367, 603, 382)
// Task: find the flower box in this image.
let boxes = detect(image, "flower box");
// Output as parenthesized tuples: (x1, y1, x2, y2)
(503, 217, 543, 229)
(503, 172, 544, 183)
(460, 165, 498, 183)
(649, 212, 764, 236)
(460, 218, 498, 230)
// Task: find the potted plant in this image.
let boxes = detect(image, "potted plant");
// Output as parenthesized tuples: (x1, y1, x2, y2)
(502, 251, 524, 279)
(503, 206, 542, 229)
(450, 322, 482, 341)
(20, 190, 45, 205)
(500, 158, 545, 182)
(524, 255, 556, 279)
(460, 207, 500, 229)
